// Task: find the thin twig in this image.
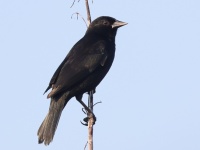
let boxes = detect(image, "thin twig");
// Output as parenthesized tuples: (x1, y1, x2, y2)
(84, 141, 88, 150)
(85, 0, 91, 26)
(88, 91, 94, 111)
(85, 1, 93, 149)
(88, 90, 94, 150)
(93, 101, 102, 107)
(71, 12, 88, 28)
(70, 0, 76, 8)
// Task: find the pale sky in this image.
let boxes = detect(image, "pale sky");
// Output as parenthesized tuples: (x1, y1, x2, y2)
(0, 0, 200, 150)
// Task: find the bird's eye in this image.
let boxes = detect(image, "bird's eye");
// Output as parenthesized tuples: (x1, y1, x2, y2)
(103, 21, 108, 25)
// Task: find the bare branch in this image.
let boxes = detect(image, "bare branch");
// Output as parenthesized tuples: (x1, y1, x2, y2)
(84, 141, 88, 150)
(70, 0, 76, 8)
(87, 90, 94, 150)
(93, 101, 102, 107)
(71, 12, 88, 28)
(85, 0, 91, 26)
(77, 0, 93, 3)
(73, 1, 94, 150)
(87, 113, 94, 150)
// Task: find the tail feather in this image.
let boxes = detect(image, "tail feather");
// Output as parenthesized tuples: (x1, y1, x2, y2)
(37, 93, 69, 145)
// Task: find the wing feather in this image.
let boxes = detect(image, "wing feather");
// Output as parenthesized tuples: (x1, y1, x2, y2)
(46, 39, 107, 98)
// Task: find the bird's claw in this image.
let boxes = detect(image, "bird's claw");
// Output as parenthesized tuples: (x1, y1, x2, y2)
(80, 120, 88, 126)
(80, 113, 96, 126)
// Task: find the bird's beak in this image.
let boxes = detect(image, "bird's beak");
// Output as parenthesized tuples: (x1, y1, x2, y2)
(112, 20, 128, 28)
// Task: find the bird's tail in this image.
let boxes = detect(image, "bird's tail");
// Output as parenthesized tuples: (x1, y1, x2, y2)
(37, 93, 70, 145)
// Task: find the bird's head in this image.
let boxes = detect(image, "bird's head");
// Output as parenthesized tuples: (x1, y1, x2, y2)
(86, 16, 127, 40)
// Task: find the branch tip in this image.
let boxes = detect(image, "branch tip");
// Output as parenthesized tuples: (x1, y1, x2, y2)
(70, 0, 76, 8)
(71, 12, 88, 28)
(84, 141, 88, 150)
(93, 101, 102, 107)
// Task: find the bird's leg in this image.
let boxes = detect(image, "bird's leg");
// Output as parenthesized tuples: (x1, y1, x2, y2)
(78, 99, 93, 114)
(79, 100, 96, 119)
(78, 99, 96, 126)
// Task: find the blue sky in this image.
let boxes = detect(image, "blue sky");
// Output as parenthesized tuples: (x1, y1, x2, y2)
(0, 0, 200, 150)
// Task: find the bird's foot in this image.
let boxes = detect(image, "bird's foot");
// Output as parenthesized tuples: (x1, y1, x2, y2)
(81, 113, 96, 126)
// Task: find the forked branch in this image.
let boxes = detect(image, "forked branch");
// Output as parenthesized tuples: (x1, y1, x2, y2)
(71, 12, 88, 28)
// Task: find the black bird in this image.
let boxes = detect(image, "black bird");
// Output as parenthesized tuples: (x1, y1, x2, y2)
(37, 16, 127, 145)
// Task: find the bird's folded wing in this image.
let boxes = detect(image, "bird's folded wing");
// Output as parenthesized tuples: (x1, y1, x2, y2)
(47, 40, 107, 98)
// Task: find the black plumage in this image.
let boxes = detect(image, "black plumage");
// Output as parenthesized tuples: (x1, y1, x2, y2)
(37, 16, 127, 145)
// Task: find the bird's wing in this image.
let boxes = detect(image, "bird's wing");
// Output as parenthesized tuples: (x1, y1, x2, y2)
(46, 40, 107, 98)
(43, 56, 69, 94)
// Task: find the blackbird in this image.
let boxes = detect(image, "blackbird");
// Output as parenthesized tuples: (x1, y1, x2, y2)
(37, 16, 127, 145)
